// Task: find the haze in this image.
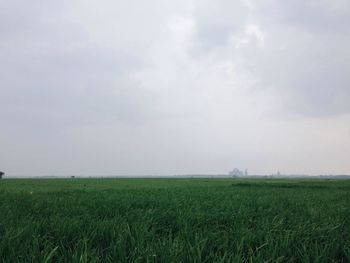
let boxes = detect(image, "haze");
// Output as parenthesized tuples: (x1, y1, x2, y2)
(1, 0, 349, 176)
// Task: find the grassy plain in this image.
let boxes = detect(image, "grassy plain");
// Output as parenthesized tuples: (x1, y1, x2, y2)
(0, 178, 349, 262)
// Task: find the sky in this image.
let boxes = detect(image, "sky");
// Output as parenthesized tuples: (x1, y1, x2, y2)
(0, 0, 349, 176)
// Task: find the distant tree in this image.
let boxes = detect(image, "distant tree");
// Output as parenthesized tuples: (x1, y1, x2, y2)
(0, 171, 4, 179)
(229, 168, 243, 177)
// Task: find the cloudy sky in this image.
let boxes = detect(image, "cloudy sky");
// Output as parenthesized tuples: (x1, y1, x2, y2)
(1, 0, 349, 176)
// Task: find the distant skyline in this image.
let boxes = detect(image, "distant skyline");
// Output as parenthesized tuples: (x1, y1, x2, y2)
(1, 0, 349, 176)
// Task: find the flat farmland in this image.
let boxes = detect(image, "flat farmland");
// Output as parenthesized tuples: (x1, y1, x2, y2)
(0, 178, 349, 262)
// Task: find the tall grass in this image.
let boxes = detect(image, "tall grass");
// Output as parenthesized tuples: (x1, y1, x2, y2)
(0, 179, 349, 262)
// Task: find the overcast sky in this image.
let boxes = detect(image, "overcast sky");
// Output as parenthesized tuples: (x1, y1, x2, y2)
(1, 0, 349, 176)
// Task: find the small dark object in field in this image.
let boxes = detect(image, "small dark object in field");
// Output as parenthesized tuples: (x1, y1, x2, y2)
(0, 171, 4, 179)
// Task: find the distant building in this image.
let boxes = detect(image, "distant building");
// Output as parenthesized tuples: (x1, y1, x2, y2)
(229, 168, 244, 177)
(0, 171, 4, 179)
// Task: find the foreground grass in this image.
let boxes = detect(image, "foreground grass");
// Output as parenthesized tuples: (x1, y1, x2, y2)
(0, 178, 349, 262)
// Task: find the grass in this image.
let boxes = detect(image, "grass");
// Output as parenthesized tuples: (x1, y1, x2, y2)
(0, 178, 349, 262)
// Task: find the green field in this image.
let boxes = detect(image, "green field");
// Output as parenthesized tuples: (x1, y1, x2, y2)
(0, 178, 349, 262)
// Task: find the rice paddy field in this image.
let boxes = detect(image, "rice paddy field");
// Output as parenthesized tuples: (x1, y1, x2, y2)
(0, 178, 349, 262)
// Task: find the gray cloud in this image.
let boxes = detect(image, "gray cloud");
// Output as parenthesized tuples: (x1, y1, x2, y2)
(192, 0, 249, 51)
(256, 0, 350, 117)
(0, 0, 349, 176)
(188, 0, 350, 117)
